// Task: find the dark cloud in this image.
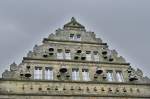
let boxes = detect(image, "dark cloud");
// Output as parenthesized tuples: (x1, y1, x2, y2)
(0, 0, 150, 77)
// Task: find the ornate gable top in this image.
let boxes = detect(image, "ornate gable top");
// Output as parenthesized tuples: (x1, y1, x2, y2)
(63, 17, 85, 30)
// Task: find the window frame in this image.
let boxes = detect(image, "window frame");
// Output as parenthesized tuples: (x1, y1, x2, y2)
(34, 67, 43, 80)
(115, 70, 124, 82)
(106, 70, 114, 82)
(72, 68, 80, 81)
(70, 34, 75, 40)
(45, 67, 53, 80)
(93, 51, 99, 61)
(82, 69, 90, 81)
(86, 51, 92, 61)
(57, 49, 64, 59)
(65, 49, 71, 60)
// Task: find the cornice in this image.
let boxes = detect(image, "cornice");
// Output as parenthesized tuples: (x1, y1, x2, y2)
(0, 78, 150, 85)
(23, 57, 130, 66)
(43, 38, 107, 46)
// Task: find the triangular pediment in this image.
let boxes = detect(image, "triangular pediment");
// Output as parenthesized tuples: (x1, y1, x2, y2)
(64, 17, 85, 30)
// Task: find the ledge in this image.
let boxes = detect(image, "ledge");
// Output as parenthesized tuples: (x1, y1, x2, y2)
(43, 38, 107, 46)
(0, 78, 149, 85)
(23, 57, 130, 66)
(0, 93, 150, 98)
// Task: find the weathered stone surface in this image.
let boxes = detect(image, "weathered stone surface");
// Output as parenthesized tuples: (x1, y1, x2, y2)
(0, 17, 150, 99)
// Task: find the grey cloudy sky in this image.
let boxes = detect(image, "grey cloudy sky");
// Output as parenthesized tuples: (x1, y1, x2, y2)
(0, 0, 150, 77)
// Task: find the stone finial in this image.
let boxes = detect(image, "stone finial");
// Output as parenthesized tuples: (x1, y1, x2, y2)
(27, 51, 33, 57)
(71, 17, 76, 22)
(33, 45, 38, 51)
(10, 62, 18, 71)
(118, 56, 126, 62)
(111, 50, 118, 56)
(48, 33, 55, 39)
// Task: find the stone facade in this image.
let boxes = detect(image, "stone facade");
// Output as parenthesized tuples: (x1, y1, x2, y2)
(0, 17, 150, 99)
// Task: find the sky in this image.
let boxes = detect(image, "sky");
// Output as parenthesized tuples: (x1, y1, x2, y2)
(0, 0, 149, 77)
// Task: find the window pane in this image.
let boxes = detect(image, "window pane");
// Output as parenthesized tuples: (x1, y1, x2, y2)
(76, 34, 81, 41)
(116, 71, 124, 82)
(65, 50, 71, 60)
(72, 69, 80, 80)
(94, 55, 99, 61)
(86, 51, 92, 61)
(34, 67, 42, 80)
(93, 51, 99, 61)
(82, 69, 90, 81)
(57, 49, 64, 59)
(106, 71, 114, 81)
(70, 34, 75, 40)
(45, 67, 53, 80)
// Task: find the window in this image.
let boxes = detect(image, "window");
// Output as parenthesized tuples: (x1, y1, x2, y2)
(82, 69, 90, 81)
(116, 71, 124, 82)
(70, 34, 81, 41)
(76, 34, 81, 41)
(70, 34, 75, 40)
(34, 67, 42, 80)
(93, 51, 99, 61)
(45, 67, 53, 80)
(106, 70, 114, 81)
(72, 68, 80, 80)
(57, 49, 64, 59)
(86, 51, 92, 61)
(65, 50, 71, 60)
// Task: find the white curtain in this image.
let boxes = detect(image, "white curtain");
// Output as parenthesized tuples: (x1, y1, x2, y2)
(76, 35, 81, 41)
(45, 68, 53, 80)
(34, 67, 42, 80)
(72, 69, 80, 80)
(82, 69, 90, 81)
(65, 52, 71, 60)
(70, 34, 75, 40)
(94, 54, 99, 61)
(116, 71, 124, 82)
(107, 71, 113, 81)
(86, 53, 92, 61)
(57, 52, 64, 59)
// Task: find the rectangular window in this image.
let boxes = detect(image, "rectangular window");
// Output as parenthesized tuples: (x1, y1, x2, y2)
(116, 71, 124, 82)
(86, 51, 92, 61)
(45, 67, 53, 80)
(106, 70, 114, 81)
(72, 68, 80, 80)
(70, 34, 75, 40)
(76, 34, 81, 41)
(65, 50, 71, 60)
(82, 69, 90, 81)
(57, 49, 64, 59)
(34, 67, 42, 80)
(93, 51, 99, 61)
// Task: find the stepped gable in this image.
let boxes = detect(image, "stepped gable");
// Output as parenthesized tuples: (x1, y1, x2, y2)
(0, 17, 150, 99)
